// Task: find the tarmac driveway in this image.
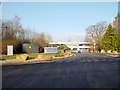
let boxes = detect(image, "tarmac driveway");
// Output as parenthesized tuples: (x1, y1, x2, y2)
(2, 53, 120, 88)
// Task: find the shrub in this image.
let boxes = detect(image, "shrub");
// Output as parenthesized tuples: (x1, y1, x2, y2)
(58, 45, 70, 50)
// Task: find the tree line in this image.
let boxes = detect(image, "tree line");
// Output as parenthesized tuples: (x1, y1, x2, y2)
(85, 14, 120, 52)
(2, 16, 52, 54)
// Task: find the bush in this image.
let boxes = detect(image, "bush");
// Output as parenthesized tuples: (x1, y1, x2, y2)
(58, 45, 70, 50)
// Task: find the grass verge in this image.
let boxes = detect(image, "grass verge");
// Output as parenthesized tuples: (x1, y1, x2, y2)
(1, 53, 65, 60)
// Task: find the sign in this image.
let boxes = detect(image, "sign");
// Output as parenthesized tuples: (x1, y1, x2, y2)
(29, 46, 31, 48)
(7, 45, 13, 55)
(44, 47, 58, 54)
(94, 43, 96, 46)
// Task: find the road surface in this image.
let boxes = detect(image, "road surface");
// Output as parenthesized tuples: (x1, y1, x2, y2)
(2, 53, 120, 88)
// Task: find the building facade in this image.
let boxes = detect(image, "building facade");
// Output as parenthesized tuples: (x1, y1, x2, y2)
(22, 44, 40, 53)
(113, 15, 120, 37)
(49, 42, 91, 52)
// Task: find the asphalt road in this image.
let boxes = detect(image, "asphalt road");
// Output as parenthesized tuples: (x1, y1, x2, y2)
(2, 53, 120, 88)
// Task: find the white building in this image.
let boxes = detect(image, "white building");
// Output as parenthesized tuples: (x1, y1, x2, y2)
(49, 41, 91, 52)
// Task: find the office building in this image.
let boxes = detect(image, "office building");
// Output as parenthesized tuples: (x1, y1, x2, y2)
(49, 41, 91, 52)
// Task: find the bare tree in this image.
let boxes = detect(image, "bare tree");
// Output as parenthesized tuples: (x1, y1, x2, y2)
(2, 16, 24, 40)
(45, 33, 53, 43)
(2, 16, 53, 54)
(23, 27, 37, 43)
(85, 21, 108, 51)
(2, 16, 25, 54)
(35, 32, 52, 48)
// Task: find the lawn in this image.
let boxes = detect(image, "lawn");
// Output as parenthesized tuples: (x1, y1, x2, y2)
(1, 53, 64, 60)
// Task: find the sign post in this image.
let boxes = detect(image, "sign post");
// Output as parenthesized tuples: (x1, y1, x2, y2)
(93, 43, 96, 52)
(7, 45, 13, 55)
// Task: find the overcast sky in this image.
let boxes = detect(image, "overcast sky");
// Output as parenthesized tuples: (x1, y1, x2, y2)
(2, 2, 118, 41)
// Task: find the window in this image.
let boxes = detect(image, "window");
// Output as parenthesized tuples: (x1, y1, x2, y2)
(79, 44, 83, 46)
(73, 48, 77, 50)
(73, 43, 77, 46)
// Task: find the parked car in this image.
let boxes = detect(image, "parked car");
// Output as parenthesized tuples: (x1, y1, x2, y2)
(78, 51, 81, 53)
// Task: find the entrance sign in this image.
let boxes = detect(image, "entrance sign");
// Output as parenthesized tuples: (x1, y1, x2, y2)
(7, 45, 13, 55)
(44, 47, 58, 54)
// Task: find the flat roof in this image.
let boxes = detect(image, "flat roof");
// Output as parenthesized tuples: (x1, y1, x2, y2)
(49, 42, 91, 44)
